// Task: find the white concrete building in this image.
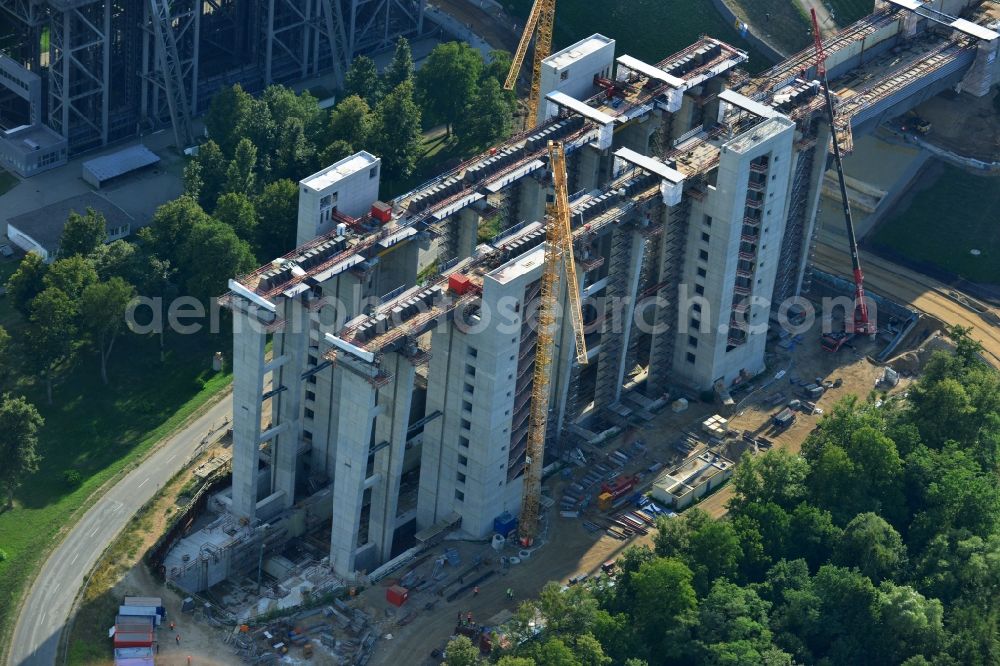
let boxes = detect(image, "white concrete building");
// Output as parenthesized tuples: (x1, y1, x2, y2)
(538, 34, 616, 125)
(297, 151, 381, 245)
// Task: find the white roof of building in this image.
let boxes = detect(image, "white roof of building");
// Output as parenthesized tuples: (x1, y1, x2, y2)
(546, 91, 617, 125)
(718, 89, 781, 119)
(950, 18, 999, 41)
(543, 34, 614, 70)
(616, 54, 685, 88)
(885, 0, 922, 10)
(301, 151, 378, 192)
(82, 144, 159, 183)
(489, 244, 545, 285)
(614, 147, 685, 183)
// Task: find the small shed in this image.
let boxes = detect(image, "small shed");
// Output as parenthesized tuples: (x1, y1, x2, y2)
(386, 585, 409, 607)
(82, 144, 160, 188)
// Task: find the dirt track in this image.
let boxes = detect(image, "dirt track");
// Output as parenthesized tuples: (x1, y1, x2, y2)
(813, 240, 1000, 367)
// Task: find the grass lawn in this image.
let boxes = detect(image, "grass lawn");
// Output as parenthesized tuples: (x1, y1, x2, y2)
(829, 0, 876, 26)
(728, 0, 812, 55)
(504, 0, 772, 74)
(0, 167, 18, 196)
(0, 329, 233, 653)
(869, 164, 1000, 285)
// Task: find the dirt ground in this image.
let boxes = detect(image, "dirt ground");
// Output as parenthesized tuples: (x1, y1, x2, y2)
(911, 89, 1000, 163)
(431, 0, 519, 52)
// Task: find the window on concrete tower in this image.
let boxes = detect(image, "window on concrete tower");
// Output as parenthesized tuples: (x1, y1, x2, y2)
(461, 418, 471, 430)
(459, 437, 470, 449)
(688, 336, 698, 348)
(701, 232, 710, 243)
(695, 284, 705, 296)
(455, 489, 465, 501)
(699, 249, 709, 261)
(468, 347, 478, 358)
(456, 471, 466, 484)
(686, 352, 696, 364)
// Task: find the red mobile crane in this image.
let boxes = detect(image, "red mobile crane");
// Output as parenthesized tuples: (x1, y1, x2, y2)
(810, 9, 876, 352)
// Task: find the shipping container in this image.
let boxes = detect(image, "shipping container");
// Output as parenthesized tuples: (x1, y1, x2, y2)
(386, 585, 409, 607)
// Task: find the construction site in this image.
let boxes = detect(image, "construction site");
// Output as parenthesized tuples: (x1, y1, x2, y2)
(128, 0, 1000, 662)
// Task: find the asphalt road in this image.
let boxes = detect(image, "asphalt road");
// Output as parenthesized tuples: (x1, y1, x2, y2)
(7, 393, 233, 666)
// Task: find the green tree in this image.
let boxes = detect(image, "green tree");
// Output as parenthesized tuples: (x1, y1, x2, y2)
(0, 325, 10, 383)
(274, 116, 316, 181)
(133, 253, 176, 358)
(536, 582, 599, 640)
(182, 157, 203, 202)
(835, 512, 906, 583)
(318, 140, 355, 169)
(810, 565, 882, 664)
(44, 256, 98, 302)
(328, 95, 373, 150)
(0, 393, 43, 507)
(729, 448, 809, 512)
(255, 179, 300, 259)
(458, 77, 514, 147)
(444, 635, 481, 666)
(180, 219, 256, 301)
(90, 239, 139, 283)
(226, 137, 258, 194)
(205, 84, 254, 156)
(631, 558, 698, 662)
(192, 140, 229, 212)
(384, 36, 414, 89)
(416, 41, 483, 136)
(140, 196, 213, 264)
(26, 287, 78, 404)
(262, 84, 323, 138)
(57, 208, 107, 259)
(786, 502, 842, 570)
(371, 79, 422, 182)
(79, 277, 136, 384)
(878, 581, 944, 663)
(214, 192, 259, 245)
(344, 55, 382, 107)
(654, 508, 741, 594)
(5, 251, 48, 317)
(496, 658, 535, 666)
(483, 49, 514, 86)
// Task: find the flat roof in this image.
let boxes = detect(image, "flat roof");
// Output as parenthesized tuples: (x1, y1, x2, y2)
(614, 147, 685, 183)
(950, 17, 999, 41)
(885, 0, 922, 10)
(0, 123, 65, 157)
(489, 244, 545, 285)
(544, 34, 614, 70)
(719, 89, 781, 119)
(616, 54, 685, 88)
(82, 144, 159, 183)
(301, 151, 378, 192)
(6, 192, 133, 253)
(546, 91, 617, 125)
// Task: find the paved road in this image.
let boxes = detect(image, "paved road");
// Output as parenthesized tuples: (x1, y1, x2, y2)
(7, 393, 233, 666)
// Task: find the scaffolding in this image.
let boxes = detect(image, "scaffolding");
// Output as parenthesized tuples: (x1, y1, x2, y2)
(647, 196, 691, 392)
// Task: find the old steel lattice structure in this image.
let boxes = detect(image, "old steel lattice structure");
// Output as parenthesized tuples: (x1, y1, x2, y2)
(0, 0, 424, 154)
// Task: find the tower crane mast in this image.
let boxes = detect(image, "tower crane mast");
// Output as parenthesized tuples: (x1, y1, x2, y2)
(504, 0, 556, 125)
(518, 141, 588, 546)
(810, 9, 876, 351)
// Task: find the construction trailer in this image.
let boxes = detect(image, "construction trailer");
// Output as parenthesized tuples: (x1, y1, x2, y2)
(163, 1, 1000, 590)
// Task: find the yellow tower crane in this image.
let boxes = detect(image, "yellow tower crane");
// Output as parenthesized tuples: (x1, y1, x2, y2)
(503, 0, 556, 125)
(519, 140, 588, 546)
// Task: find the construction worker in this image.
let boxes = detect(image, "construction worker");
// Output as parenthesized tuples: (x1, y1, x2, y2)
(506, 588, 514, 600)
(473, 586, 480, 596)
(169, 620, 175, 631)
(175, 634, 181, 645)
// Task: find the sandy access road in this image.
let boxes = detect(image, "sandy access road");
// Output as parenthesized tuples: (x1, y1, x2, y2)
(813, 240, 1000, 367)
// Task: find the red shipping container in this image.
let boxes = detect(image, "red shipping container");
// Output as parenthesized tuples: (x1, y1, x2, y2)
(113, 628, 154, 648)
(371, 201, 393, 223)
(386, 585, 409, 607)
(449, 273, 472, 295)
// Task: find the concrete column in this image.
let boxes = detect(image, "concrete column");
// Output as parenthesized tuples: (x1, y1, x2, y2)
(376, 239, 419, 297)
(367, 353, 416, 562)
(329, 365, 377, 577)
(574, 145, 603, 192)
(457, 208, 481, 260)
(796, 123, 831, 296)
(518, 177, 548, 227)
(272, 296, 310, 508)
(416, 327, 452, 530)
(231, 307, 268, 522)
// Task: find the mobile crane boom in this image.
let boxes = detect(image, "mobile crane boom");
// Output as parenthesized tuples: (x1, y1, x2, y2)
(811, 9, 875, 349)
(518, 141, 588, 546)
